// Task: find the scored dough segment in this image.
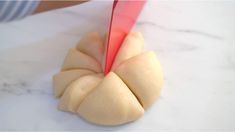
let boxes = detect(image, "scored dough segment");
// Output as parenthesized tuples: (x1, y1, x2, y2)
(111, 32, 144, 71)
(53, 32, 163, 126)
(115, 51, 163, 109)
(59, 74, 103, 113)
(76, 32, 104, 63)
(78, 72, 144, 125)
(61, 48, 102, 73)
(53, 69, 94, 97)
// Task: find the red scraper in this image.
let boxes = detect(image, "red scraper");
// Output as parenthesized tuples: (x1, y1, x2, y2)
(104, 0, 146, 75)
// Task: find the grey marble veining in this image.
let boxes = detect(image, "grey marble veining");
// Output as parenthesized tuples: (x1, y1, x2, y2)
(137, 21, 223, 39)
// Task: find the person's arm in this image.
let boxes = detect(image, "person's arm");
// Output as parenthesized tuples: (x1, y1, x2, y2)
(0, 0, 87, 23)
(33, 1, 87, 14)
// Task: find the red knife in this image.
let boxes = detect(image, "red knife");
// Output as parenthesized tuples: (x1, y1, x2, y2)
(104, 0, 146, 75)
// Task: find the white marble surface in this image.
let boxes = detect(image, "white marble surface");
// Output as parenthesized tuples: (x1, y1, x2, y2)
(0, 0, 235, 131)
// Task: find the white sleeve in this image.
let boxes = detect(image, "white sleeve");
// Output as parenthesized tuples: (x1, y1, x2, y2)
(0, 0, 40, 22)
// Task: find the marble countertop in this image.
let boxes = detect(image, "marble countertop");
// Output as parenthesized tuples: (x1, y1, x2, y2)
(0, 1, 235, 131)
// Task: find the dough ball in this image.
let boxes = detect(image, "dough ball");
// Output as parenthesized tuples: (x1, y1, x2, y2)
(53, 69, 94, 97)
(59, 74, 103, 112)
(53, 32, 163, 126)
(62, 48, 102, 72)
(115, 51, 163, 109)
(77, 72, 144, 125)
(76, 32, 104, 63)
(111, 32, 144, 71)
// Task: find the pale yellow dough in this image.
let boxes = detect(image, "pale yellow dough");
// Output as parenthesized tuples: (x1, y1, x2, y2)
(115, 51, 163, 109)
(76, 32, 104, 63)
(59, 74, 103, 112)
(62, 48, 102, 72)
(111, 32, 144, 71)
(78, 72, 144, 125)
(53, 32, 163, 126)
(53, 69, 94, 97)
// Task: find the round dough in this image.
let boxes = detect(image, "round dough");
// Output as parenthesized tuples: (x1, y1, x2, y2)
(115, 51, 163, 109)
(76, 32, 104, 63)
(53, 69, 94, 97)
(53, 32, 163, 126)
(78, 72, 144, 125)
(59, 74, 103, 112)
(111, 32, 144, 71)
(62, 48, 102, 72)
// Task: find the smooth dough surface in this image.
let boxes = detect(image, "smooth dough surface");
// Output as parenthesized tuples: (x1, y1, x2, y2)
(59, 74, 103, 112)
(77, 72, 144, 125)
(76, 32, 104, 63)
(111, 32, 144, 71)
(62, 48, 102, 72)
(115, 51, 163, 109)
(53, 69, 94, 97)
(53, 32, 163, 126)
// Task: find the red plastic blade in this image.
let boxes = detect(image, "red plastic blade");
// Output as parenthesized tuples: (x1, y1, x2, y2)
(104, 0, 146, 75)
